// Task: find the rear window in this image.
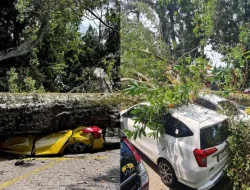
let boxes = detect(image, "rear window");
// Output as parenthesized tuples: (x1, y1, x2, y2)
(200, 120, 229, 149)
(195, 98, 217, 111)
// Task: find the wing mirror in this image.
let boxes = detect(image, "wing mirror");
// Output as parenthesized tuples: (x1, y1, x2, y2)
(121, 112, 127, 117)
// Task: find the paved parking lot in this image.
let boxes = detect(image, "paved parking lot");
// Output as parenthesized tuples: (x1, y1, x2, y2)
(137, 149, 232, 190)
(0, 140, 120, 190)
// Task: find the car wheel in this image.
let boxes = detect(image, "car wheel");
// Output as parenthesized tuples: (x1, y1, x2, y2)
(67, 142, 86, 154)
(158, 159, 178, 188)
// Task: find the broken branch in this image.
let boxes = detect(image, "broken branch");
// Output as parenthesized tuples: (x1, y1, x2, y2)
(0, 16, 50, 62)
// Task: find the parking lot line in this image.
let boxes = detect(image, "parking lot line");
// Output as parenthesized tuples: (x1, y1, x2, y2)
(0, 159, 61, 189)
(23, 155, 107, 161)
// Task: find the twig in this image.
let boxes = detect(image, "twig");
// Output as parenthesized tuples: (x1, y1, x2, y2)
(135, 48, 166, 61)
(85, 8, 118, 34)
(135, 72, 151, 81)
(174, 45, 201, 65)
(121, 78, 154, 88)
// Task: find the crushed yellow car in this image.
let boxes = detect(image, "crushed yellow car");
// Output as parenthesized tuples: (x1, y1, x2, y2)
(0, 126, 105, 155)
(245, 107, 250, 115)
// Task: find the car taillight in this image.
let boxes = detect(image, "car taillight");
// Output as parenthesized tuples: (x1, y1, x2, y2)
(138, 162, 149, 189)
(123, 137, 141, 162)
(82, 126, 102, 139)
(193, 147, 218, 167)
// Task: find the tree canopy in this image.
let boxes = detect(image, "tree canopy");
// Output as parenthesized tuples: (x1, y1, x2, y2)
(0, 0, 120, 92)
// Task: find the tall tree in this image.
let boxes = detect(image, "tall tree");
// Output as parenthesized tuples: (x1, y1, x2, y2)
(193, 0, 250, 89)
(0, 0, 120, 92)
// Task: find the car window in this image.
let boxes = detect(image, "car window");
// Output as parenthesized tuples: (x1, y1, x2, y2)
(177, 121, 194, 137)
(195, 98, 217, 111)
(164, 115, 193, 137)
(126, 108, 137, 119)
(200, 120, 229, 149)
(164, 114, 176, 136)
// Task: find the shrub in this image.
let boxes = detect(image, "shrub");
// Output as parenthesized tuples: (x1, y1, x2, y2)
(7, 68, 20, 92)
(227, 119, 250, 190)
(23, 76, 36, 92)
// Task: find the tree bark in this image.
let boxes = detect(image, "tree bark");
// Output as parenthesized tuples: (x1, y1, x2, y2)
(0, 93, 125, 135)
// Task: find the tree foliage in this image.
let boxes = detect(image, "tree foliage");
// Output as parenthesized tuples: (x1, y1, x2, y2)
(121, 0, 210, 138)
(0, 0, 120, 92)
(193, 0, 250, 89)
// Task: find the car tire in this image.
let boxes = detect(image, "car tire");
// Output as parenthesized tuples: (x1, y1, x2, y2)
(67, 142, 86, 154)
(158, 159, 178, 188)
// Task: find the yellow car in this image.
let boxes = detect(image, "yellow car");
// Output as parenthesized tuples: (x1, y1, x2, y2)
(245, 107, 250, 115)
(0, 126, 105, 155)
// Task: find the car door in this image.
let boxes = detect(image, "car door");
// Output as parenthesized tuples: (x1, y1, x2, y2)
(140, 124, 165, 161)
(140, 112, 177, 162)
(0, 135, 35, 155)
(120, 106, 142, 149)
(34, 130, 73, 155)
(164, 114, 195, 174)
(162, 114, 178, 168)
(130, 104, 161, 159)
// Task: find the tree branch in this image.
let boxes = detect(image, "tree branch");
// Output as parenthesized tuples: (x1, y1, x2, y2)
(161, 45, 202, 75)
(68, 84, 85, 93)
(121, 78, 154, 88)
(0, 16, 50, 62)
(85, 8, 119, 34)
(135, 48, 166, 61)
(174, 45, 201, 65)
(135, 72, 151, 81)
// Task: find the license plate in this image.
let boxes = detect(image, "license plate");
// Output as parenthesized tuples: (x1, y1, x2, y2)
(217, 147, 228, 161)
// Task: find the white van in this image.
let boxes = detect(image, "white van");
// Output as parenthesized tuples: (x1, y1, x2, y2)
(121, 103, 229, 190)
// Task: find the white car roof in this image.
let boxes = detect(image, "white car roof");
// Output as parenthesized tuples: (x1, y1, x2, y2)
(199, 93, 227, 105)
(133, 102, 227, 126)
(172, 104, 226, 123)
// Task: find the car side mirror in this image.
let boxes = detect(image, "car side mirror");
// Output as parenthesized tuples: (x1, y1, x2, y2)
(121, 112, 127, 117)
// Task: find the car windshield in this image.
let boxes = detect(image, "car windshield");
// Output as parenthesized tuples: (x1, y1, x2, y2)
(200, 120, 229, 149)
(218, 101, 239, 116)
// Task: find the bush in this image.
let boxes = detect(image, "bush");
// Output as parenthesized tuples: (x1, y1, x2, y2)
(227, 120, 250, 190)
(7, 68, 20, 92)
(7, 67, 45, 93)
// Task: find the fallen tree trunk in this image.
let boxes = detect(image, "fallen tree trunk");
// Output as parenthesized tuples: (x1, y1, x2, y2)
(0, 93, 126, 135)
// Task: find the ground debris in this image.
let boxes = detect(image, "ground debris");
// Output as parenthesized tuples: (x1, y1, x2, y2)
(15, 160, 24, 166)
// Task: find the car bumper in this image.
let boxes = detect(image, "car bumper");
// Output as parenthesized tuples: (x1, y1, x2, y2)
(177, 156, 228, 190)
(92, 134, 105, 149)
(197, 164, 228, 190)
